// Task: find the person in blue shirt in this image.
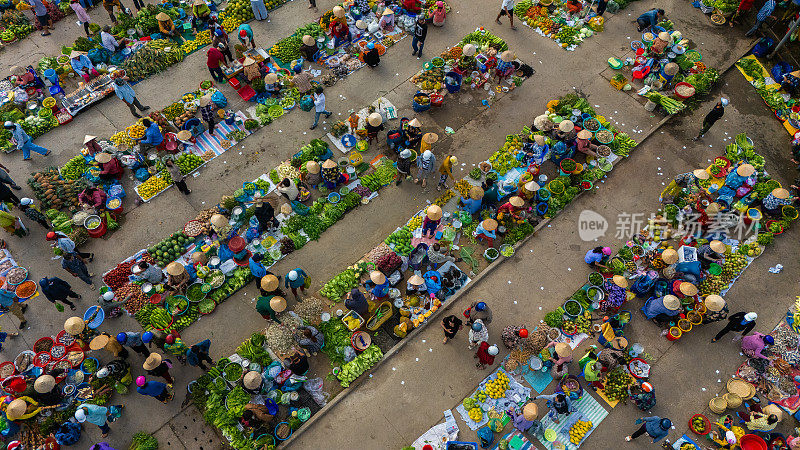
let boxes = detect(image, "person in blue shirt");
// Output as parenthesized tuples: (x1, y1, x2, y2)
(641, 294, 681, 322)
(584, 246, 611, 270)
(459, 186, 484, 214)
(111, 71, 149, 118)
(636, 8, 665, 32)
(135, 376, 172, 403)
(625, 416, 671, 443)
(138, 118, 163, 153)
(473, 218, 497, 247)
(285, 268, 308, 299)
(369, 271, 389, 300)
(0, 284, 27, 328)
(69, 51, 100, 82)
(3, 122, 50, 161)
(237, 24, 255, 49)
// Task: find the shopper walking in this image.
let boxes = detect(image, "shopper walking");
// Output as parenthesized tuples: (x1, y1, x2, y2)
(18, 198, 49, 229)
(39, 277, 80, 311)
(212, 29, 233, 63)
(47, 231, 94, 260)
(694, 98, 727, 140)
(310, 87, 332, 130)
(468, 320, 489, 349)
(136, 377, 173, 403)
(466, 301, 493, 324)
(199, 95, 217, 135)
(206, 47, 228, 83)
(164, 159, 191, 195)
(143, 353, 174, 384)
(437, 154, 457, 191)
(411, 16, 428, 59)
(285, 268, 309, 299)
(102, 0, 128, 23)
(711, 311, 758, 342)
(112, 71, 150, 118)
(495, 0, 517, 30)
(441, 314, 462, 343)
(70, 0, 92, 36)
(745, 0, 776, 36)
(625, 416, 671, 443)
(0, 163, 21, 191)
(61, 252, 94, 288)
(0, 284, 28, 329)
(396, 149, 413, 185)
(415, 150, 437, 187)
(186, 339, 214, 370)
(0, 182, 21, 207)
(475, 342, 498, 369)
(75, 404, 122, 438)
(4, 121, 50, 161)
(117, 331, 151, 356)
(30, 0, 53, 36)
(250, 0, 268, 20)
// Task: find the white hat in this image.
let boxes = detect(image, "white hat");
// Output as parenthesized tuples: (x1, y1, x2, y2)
(102, 291, 115, 301)
(302, 35, 315, 46)
(3, 121, 14, 128)
(96, 367, 110, 378)
(720, 97, 729, 106)
(243, 371, 263, 390)
(744, 312, 758, 322)
(368, 113, 383, 127)
(500, 50, 515, 62)
(422, 150, 433, 160)
(288, 270, 299, 281)
(399, 149, 412, 159)
(487, 345, 499, 356)
(408, 118, 421, 127)
(559, 120, 574, 133)
(333, 5, 345, 17)
(75, 408, 87, 422)
(34, 375, 56, 393)
(264, 73, 278, 84)
(20, 198, 33, 206)
(83, 135, 97, 144)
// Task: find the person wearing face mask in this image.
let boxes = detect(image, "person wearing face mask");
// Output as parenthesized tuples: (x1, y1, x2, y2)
(112, 71, 150, 118)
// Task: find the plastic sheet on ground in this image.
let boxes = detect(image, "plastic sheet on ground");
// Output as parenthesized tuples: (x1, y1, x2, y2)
(535, 392, 609, 449)
(456, 367, 530, 430)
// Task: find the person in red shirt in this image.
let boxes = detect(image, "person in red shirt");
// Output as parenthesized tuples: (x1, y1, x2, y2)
(475, 342, 498, 369)
(729, 0, 755, 26)
(206, 47, 228, 83)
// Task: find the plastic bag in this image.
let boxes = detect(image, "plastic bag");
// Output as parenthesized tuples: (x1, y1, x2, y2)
(303, 377, 330, 407)
(343, 346, 356, 362)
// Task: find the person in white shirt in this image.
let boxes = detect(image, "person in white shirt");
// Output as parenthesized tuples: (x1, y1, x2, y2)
(100, 26, 129, 52)
(310, 87, 332, 130)
(495, 0, 517, 29)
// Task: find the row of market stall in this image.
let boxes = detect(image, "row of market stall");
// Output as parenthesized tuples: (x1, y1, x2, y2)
(735, 54, 800, 137)
(184, 94, 643, 448)
(604, 22, 720, 115)
(513, 0, 606, 51)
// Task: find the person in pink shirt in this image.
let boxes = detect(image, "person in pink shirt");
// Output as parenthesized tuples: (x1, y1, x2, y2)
(432, 1, 446, 26)
(741, 332, 773, 360)
(70, 0, 92, 36)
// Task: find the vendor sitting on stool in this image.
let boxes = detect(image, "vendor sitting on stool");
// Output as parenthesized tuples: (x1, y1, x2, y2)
(190, 0, 212, 34)
(495, 51, 515, 81)
(460, 186, 484, 214)
(641, 294, 681, 325)
(369, 271, 389, 301)
(650, 31, 671, 54)
(378, 8, 395, 32)
(406, 273, 427, 296)
(422, 205, 442, 238)
(321, 159, 345, 189)
(70, 50, 100, 82)
(497, 195, 525, 226)
(138, 118, 163, 154)
(565, 0, 583, 15)
(575, 129, 599, 158)
(264, 73, 280, 97)
(330, 18, 349, 47)
(165, 262, 190, 293)
(345, 287, 370, 317)
(157, 13, 185, 44)
(762, 188, 795, 217)
(79, 185, 107, 211)
(474, 218, 498, 247)
(302, 161, 322, 188)
(83, 135, 102, 156)
(698, 240, 725, 269)
(366, 113, 385, 144)
(96, 152, 124, 181)
(517, 180, 539, 201)
(300, 34, 317, 61)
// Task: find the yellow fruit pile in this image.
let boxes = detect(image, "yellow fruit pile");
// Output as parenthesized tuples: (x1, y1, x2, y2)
(110, 131, 133, 148)
(127, 124, 145, 139)
(468, 407, 483, 422)
(137, 174, 169, 200)
(569, 420, 592, 444)
(407, 215, 422, 230)
(181, 93, 196, 103)
(343, 315, 361, 329)
(475, 390, 487, 402)
(454, 179, 471, 197)
(485, 372, 510, 399)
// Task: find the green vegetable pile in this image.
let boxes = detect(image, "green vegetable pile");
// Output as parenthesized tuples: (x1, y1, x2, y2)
(319, 319, 352, 365)
(337, 345, 383, 387)
(646, 92, 686, 115)
(130, 431, 159, 450)
(320, 261, 372, 302)
(543, 307, 565, 328)
(555, 26, 578, 46)
(461, 29, 508, 52)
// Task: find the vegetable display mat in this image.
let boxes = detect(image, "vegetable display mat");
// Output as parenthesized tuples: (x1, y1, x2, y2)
(456, 366, 530, 430)
(535, 391, 609, 450)
(490, 430, 534, 450)
(192, 111, 254, 159)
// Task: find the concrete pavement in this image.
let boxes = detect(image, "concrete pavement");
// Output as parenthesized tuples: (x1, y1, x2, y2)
(0, 0, 796, 447)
